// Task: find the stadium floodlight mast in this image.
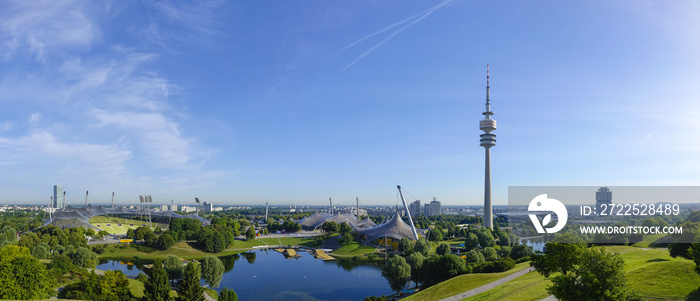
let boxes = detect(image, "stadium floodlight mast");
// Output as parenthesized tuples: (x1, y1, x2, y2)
(139, 195, 153, 229)
(195, 197, 201, 217)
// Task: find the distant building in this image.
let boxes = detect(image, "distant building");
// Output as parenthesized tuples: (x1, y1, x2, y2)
(181, 206, 196, 213)
(203, 201, 213, 212)
(596, 187, 612, 216)
(53, 185, 64, 209)
(160, 205, 169, 211)
(409, 200, 421, 217)
(424, 198, 441, 216)
(170, 204, 178, 211)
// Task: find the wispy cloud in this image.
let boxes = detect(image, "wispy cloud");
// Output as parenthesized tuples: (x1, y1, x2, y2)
(342, 0, 454, 71)
(0, 0, 224, 199)
(0, 130, 132, 172)
(0, 0, 99, 60)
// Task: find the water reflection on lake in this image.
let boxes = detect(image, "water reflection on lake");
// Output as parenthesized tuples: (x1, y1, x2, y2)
(98, 249, 393, 301)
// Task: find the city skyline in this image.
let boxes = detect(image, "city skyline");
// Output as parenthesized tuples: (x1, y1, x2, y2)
(1, 1, 699, 205)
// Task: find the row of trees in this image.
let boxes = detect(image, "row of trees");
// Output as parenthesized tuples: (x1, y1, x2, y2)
(125, 219, 237, 253)
(383, 237, 528, 294)
(140, 257, 237, 301)
(267, 219, 301, 233)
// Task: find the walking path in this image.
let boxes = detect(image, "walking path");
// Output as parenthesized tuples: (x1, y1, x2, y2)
(437, 267, 536, 301)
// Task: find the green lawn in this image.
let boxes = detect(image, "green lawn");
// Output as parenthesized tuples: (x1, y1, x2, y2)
(402, 246, 700, 301)
(330, 241, 379, 257)
(618, 247, 700, 299)
(631, 233, 667, 248)
(99, 236, 315, 261)
(403, 262, 531, 301)
(460, 270, 551, 301)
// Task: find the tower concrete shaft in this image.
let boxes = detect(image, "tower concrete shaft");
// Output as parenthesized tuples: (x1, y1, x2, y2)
(479, 64, 496, 229)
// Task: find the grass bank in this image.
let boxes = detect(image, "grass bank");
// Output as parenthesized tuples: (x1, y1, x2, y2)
(405, 246, 700, 301)
(403, 262, 532, 301)
(99, 236, 315, 261)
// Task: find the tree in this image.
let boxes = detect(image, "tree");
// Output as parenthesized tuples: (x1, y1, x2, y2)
(510, 244, 534, 261)
(164, 255, 184, 284)
(436, 242, 451, 256)
(398, 238, 413, 255)
(478, 228, 494, 248)
(422, 254, 469, 286)
(219, 287, 238, 301)
(427, 226, 443, 242)
(157, 233, 176, 250)
(245, 226, 256, 241)
(531, 240, 586, 277)
(464, 233, 479, 251)
(144, 258, 172, 301)
(497, 246, 512, 259)
(406, 252, 425, 286)
(0, 245, 55, 300)
(30, 243, 50, 259)
(135, 226, 152, 241)
(202, 231, 227, 253)
(466, 249, 485, 264)
(321, 221, 339, 233)
(126, 228, 135, 239)
(178, 260, 205, 301)
(497, 232, 511, 247)
(546, 248, 642, 301)
(201, 256, 225, 288)
(62, 270, 133, 301)
(339, 222, 353, 234)
(382, 256, 411, 293)
(50, 254, 74, 275)
(66, 246, 98, 268)
(481, 247, 498, 261)
(414, 238, 431, 256)
(144, 231, 158, 247)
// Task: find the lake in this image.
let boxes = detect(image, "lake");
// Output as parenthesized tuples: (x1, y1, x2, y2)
(97, 249, 394, 301)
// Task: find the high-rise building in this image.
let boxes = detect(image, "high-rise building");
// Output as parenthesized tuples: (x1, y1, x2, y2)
(203, 201, 213, 212)
(170, 204, 179, 211)
(479, 64, 496, 229)
(409, 200, 421, 217)
(424, 198, 442, 217)
(53, 185, 64, 209)
(596, 187, 612, 216)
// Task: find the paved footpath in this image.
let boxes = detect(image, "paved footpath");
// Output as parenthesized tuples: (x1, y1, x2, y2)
(437, 267, 536, 301)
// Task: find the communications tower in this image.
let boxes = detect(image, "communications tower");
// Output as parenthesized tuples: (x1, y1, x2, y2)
(479, 64, 496, 229)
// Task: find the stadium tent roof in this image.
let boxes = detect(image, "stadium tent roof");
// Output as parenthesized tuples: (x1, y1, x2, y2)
(299, 212, 333, 229)
(356, 217, 377, 228)
(44, 204, 210, 229)
(355, 213, 416, 243)
(324, 213, 362, 226)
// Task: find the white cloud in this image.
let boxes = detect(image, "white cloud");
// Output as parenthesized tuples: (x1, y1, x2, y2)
(0, 122, 12, 131)
(29, 113, 42, 124)
(91, 109, 193, 167)
(0, 0, 99, 60)
(0, 130, 132, 172)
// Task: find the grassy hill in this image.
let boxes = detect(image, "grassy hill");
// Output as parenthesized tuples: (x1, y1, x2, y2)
(403, 246, 700, 301)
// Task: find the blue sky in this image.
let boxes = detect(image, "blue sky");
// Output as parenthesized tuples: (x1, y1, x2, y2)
(1, 1, 698, 206)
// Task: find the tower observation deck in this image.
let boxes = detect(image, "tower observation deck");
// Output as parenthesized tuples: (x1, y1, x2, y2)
(480, 64, 496, 229)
